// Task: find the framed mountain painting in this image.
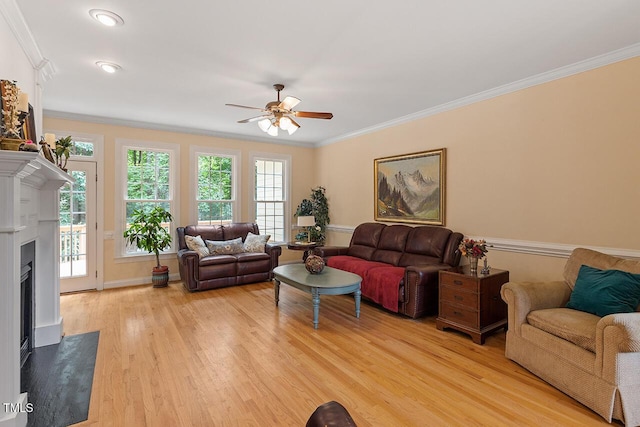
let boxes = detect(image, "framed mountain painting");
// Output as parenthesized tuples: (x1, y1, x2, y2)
(374, 148, 446, 225)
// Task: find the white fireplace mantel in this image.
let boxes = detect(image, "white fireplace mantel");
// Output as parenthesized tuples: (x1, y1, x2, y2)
(0, 151, 72, 427)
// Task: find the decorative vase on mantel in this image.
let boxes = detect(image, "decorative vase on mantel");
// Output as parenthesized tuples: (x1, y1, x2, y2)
(0, 137, 25, 151)
(468, 256, 479, 274)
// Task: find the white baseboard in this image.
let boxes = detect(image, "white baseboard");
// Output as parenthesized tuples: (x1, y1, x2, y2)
(327, 224, 640, 259)
(104, 272, 181, 289)
(34, 317, 63, 347)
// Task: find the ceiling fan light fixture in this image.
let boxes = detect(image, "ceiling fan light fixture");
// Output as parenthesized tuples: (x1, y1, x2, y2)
(287, 123, 299, 135)
(96, 61, 121, 73)
(267, 125, 278, 137)
(279, 116, 292, 131)
(258, 118, 271, 132)
(89, 9, 124, 27)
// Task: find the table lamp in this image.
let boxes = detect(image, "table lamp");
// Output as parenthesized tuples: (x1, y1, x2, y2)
(297, 216, 316, 243)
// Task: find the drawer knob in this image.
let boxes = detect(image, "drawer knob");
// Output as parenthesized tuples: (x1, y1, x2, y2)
(453, 280, 463, 285)
(454, 311, 462, 316)
(454, 295, 463, 301)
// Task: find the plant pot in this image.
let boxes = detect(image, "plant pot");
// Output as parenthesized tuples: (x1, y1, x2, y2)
(152, 265, 169, 288)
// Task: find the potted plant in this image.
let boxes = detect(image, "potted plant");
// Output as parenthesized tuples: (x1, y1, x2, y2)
(54, 135, 73, 171)
(123, 206, 173, 287)
(295, 186, 330, 244)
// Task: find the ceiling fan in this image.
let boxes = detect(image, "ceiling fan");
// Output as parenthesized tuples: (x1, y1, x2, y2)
(226, 84, 333, 136)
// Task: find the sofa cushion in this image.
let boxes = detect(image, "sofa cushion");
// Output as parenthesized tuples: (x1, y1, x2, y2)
(185, 224, 224, 242)
(371, 225, 410, 266)
(222, 222, 259, 241)
(527, 308, 600, 352)
(185, 235, 209, 258)
(199, 254, 237, 266)
(566, 265, 640, 317)
(347, 223, 386, 260)
(243, 232, 270, 252)
(399, 226, 452, 266)
(206, 237, 244, 255)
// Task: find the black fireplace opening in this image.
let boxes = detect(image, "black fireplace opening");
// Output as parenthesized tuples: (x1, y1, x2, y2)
(20, 241, 35, 367)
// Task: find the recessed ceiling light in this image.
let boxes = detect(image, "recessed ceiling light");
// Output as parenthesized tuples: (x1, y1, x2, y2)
(89, 9, 124, 27)
(96, 61, 121, 73)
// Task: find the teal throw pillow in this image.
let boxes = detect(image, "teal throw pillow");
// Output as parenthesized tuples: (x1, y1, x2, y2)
(566, 264, 640, 317)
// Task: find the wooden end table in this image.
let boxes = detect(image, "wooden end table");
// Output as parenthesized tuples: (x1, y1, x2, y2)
(436, 266, 509, 344)
(287, 241, 320, 261)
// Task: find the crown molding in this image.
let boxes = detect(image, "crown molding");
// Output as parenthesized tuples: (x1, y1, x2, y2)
(43, 110, 317, 148)
(0, 0, 56, 81)
(318, 43, 640, 147)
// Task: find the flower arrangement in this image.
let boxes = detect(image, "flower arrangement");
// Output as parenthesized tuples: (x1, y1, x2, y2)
(458, 238, 489, 259)
(1, 80, 23, 138)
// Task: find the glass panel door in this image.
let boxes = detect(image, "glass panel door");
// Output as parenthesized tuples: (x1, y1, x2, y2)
(60, 161, 97, 292)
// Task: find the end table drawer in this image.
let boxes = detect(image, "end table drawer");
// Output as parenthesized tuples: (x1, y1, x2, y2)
(439, 274, 478, 292)
(440, 286, 478, 309)
(439, 303, 478, 328)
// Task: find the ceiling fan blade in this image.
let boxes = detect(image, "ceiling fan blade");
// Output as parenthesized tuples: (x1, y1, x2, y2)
(289, 117, 301, 128)
(238, 115, 271, 124)
(294, 111, 333, 120)
(279, 96, 301, 111)
(225, 103, 265, 111)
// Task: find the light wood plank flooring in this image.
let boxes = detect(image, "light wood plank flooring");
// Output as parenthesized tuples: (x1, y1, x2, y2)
(60, 281, 615, 426)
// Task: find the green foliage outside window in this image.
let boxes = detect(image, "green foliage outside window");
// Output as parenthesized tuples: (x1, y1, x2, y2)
(197, 155, 233, 224)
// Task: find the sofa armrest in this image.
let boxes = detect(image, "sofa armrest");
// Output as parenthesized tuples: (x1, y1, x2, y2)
(403, 264, 452, 318)
(598, 313, 640, 353)
(500, 281, 571, 333)
(315, 246, 350, 258)
(597, 313, 640, 386)
(265, 243, 282, 278)
(177, 249, 199, 291)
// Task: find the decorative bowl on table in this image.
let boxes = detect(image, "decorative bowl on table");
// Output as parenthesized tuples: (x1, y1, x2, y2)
(305, 255, 325, 274)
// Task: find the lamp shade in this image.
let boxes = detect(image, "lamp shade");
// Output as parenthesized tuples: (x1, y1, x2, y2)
(297, 215, 315, 227)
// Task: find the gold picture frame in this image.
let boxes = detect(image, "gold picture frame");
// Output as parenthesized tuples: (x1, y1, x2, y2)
(374, 148, 446, 225)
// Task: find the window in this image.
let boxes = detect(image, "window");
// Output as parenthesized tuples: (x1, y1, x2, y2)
(70, 139, 94, 157)
(196, 154, 234, 225)
(116, 139, 179, 257)
(252, 153, 290, 243)
(191, 147, 240, 225)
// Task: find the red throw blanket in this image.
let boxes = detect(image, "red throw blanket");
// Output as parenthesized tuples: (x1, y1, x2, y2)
(327, 256, 404, 312)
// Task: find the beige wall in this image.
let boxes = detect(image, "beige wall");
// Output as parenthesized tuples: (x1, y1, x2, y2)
(316, 57, 640, 282)
(42, 118, 318, 285)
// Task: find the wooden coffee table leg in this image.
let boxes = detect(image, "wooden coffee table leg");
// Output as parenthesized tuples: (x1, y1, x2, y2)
(274, 279, 280, 307)
(312, 287, 320, 329)
(354, 287, 361, 318)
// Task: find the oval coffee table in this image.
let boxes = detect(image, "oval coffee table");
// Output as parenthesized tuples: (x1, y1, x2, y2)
(273, 264, 362, 329)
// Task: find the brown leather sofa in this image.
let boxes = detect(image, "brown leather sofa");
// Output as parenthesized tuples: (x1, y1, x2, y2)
(176, 223, 281, 291)
(315, 222, 462, 318)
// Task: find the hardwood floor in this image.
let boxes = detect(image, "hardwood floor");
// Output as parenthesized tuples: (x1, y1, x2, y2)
(61, 281, 614, 426)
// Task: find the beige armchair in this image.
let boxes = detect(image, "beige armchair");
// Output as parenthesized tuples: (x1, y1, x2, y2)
(501, 248, 640, 425)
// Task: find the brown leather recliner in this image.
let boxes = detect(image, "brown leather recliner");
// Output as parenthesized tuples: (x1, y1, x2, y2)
(176, 223, 281, 292)
(315, 222, 462, 318)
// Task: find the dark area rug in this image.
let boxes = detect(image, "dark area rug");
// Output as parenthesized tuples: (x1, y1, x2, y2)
(21, 331, 99, 427)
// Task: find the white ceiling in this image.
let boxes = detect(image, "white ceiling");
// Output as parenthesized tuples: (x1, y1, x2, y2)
(14, 1, 640, 146)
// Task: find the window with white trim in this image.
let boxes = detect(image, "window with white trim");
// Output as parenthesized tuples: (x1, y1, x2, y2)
(252, 154, 289, 243)
(116, 139, 179, 257)
(194, 150, 238, 225)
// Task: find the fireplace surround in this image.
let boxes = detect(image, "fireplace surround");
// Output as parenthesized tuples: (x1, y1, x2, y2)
(0, 151, 72, 427)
